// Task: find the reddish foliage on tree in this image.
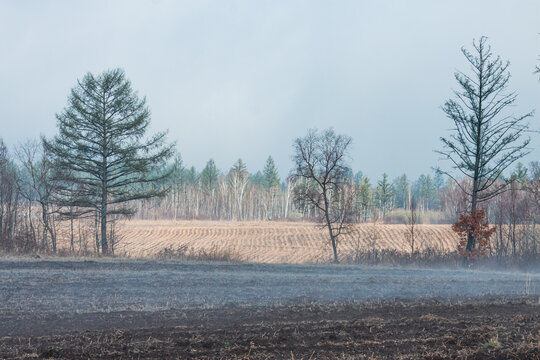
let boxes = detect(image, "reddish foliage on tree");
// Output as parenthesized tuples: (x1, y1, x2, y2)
(452, 209, 496, 259)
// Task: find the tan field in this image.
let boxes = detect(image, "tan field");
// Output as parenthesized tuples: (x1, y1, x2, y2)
(110, 221, 459, 263)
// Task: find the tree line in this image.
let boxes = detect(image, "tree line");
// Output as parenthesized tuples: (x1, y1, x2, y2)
(2, 132, 537, 258)
(0, 37, 538, 263)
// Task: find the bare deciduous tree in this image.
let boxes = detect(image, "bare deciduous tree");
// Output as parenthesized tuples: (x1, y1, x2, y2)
(406, 195, 418, 254)
(292, 128, 355, 263)
(15, 140, 57, 252)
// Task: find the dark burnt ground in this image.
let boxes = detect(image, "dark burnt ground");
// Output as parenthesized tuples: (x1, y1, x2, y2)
(0, 300, 538, 360)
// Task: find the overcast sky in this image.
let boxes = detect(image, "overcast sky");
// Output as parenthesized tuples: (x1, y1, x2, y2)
(1, 0, 538, 181)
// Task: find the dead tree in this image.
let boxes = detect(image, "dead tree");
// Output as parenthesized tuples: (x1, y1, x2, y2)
(292, 128, 355, 263)
(436, 36, 532, 253)
(406, 195, 418, 254)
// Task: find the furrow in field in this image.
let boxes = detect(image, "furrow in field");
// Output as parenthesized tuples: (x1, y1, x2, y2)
(54, 220, 460, 263)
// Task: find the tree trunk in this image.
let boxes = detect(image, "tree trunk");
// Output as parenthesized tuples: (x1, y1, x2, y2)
(101, 206, 108, 254)
(323, 190, 339, 263)
(101, 154, 108, 254)
(70, 208, 74, 253)
(94, 211, 100, 254)
(326, 218, 338, 263)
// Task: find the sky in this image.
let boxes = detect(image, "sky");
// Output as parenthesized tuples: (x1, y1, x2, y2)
(0, 0, 538, 182)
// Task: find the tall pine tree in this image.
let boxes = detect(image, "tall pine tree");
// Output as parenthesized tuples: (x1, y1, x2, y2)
(44, 68, 174, 254)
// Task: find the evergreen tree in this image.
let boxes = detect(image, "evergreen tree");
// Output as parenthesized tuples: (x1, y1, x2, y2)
(250, 170, 263, 186)
(262, 156, 280, 189)
(228, 159, 249, 220)
(357, 177, 373, 221)
(44, 68, 174, 254)
(184, 166, 199, 185)
(169, 153, 184, 220)
(354, 171, 363, 185)
(393, 174, 409, 209)
(375, 173, 394, 218)
(512, 163, 528, 186)
(200, 159, 219, 195)
(420, 174, 437, 211)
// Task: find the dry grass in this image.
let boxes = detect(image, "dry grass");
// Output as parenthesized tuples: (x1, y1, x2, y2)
(65, 220, 458, 263)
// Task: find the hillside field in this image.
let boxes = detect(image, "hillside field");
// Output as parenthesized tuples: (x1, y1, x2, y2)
(101, 221, 460, 263)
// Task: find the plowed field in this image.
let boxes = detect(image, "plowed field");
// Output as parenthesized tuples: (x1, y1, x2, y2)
(1, 259, 538, 359)
(111, 221, 458, 262)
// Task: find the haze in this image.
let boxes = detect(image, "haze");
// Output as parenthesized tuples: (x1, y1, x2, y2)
(0, 0, 538, 179)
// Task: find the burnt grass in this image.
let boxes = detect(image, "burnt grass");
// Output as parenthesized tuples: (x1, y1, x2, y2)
(0, 258, 539, 359)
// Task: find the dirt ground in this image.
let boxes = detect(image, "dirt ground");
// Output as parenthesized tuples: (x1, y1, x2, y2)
(0, 301, 538, 359)
(0, 258, 538, 359)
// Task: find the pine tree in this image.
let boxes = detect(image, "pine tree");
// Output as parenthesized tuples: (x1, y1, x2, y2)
(169, 153, 184, 220)
(393, 174, 409, 209)
(200, 159, 219, 195)
(44, 68, 173, 254)
(357, 177, 373, 222)
(228, 159, 249, 220)
(375, 173, 394, 218)
(262, 156, 280, 189)
(261, 156, 281, 220)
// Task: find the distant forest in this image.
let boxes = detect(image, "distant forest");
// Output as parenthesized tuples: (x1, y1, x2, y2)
(138, 155, 539, 225)
(1, 139, 538, 257)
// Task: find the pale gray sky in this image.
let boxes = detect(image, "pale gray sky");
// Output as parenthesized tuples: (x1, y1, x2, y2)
(1, 0, 538, 181)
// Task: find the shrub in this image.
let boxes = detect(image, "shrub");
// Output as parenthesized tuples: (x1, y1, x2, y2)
(452, 209, 496, 260)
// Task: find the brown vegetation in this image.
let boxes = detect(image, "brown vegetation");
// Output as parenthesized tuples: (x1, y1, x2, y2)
(59, 220, 459, 264)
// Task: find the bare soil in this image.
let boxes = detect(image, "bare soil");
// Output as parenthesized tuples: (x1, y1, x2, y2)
(1, 301, 539, 359)
(0, 258, 538, 359)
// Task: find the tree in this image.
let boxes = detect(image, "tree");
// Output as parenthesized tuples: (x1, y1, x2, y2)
(168, 153, 184, 220)
(393, 174, 409, 209)
(357, 177, 373, 222)
(199, 159, 219, 218)
(406, 196, 418, 254)
(414, 174, 437, 212)
(292, 128, 355, 263)
(453, 209, 495, 259)
(262, 156, 280, 189)
(354, 171, 363, 185)
(262, 156, 281, 220)
(375, 173, 394, 218)
(436, 37, 532, 253)
(0, 140, 21, 251)
(15, 140, 57, 252)
(200, 159, 219, 195)
(44, 68, 174, 254)
(228, 159, 249, 220)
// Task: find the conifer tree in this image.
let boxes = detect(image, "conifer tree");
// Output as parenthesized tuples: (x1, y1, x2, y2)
(200, 159, 219, 195)
(44, 68, 174, 254)
(262, 156, 280, 189)
(375, 173, 394, 218)
(437, 37, 531, 252)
